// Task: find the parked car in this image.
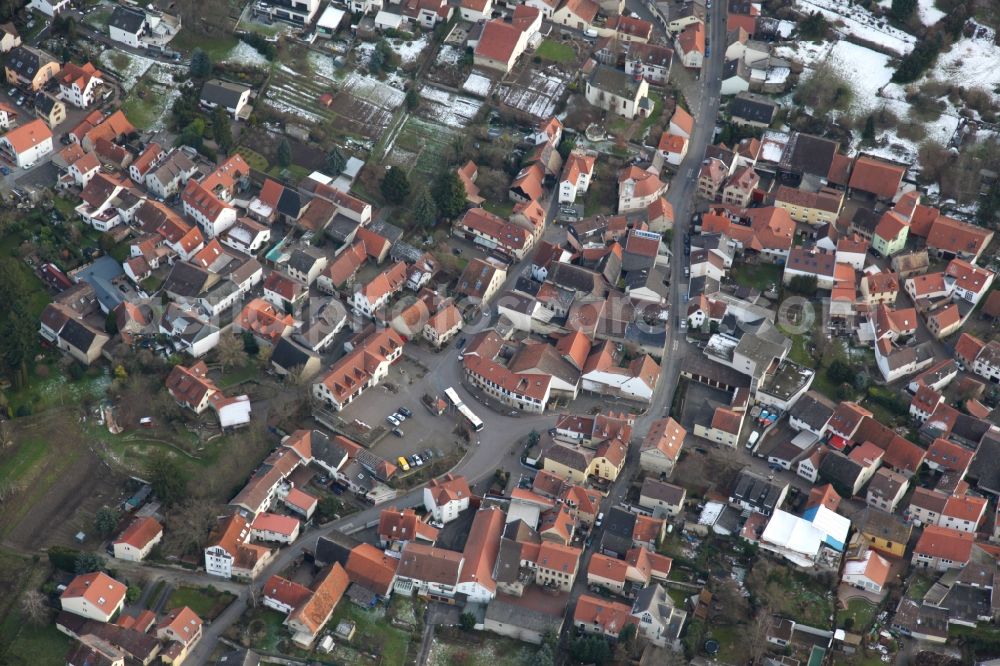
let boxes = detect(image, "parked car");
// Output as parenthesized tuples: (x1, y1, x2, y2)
(413, 455, 423, 466)
(595, 512, 604, 527)
(397, 456, 410, 471)
(398, 406, 413, 418)
(392, 412, 406, 422)
(392, 427, 405, 438)
(387, 415, 400, 427)
(423, 448, 434, 459)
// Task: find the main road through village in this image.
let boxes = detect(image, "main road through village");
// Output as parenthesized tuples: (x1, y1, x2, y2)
(188, 2, 729, 658)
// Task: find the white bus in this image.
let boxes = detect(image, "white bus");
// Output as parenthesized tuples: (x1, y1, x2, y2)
(444, 387, 485, 432)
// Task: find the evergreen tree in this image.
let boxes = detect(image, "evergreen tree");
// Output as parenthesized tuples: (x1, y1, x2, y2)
(410, 187, 437, 228)
(890, 0, 916, 21)
(431, 170, 468, 220)
(146, 452, 189, 506)
(978, 180, 1000, 227)
(189, 48, 212, 79)
(95, 507, 119, 538)
(212, 106, 234, 153)
(0, 259, 37, 389)
(405, 87, 419, 111)
(325, 146, 346, 175)
(277, 138, 292, 168)
(862, 115, 876, 145)
(381, 166, 411, 204)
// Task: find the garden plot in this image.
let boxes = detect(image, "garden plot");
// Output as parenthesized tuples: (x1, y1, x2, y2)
(220, 40, 271, 67)
(417, 86, 482, 127)
(435, 45, 463, 66)
(389, 115, 459, 178)
(923, 32, 1000, 106)
(794, 0, 915, 55)
(98, 50, 155, 88)
(498, 69, 568, 120)
(122, 64, 184, 131)
(389, 35, 429, 65)
(307, 50, 339, 79)
(463, 72, 493, 97)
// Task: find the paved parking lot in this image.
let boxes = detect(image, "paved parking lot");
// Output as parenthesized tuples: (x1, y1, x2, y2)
(337, 357, 465, 466)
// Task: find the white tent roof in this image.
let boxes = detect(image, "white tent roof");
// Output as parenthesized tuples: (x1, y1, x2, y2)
(808, 505, 850, 546)
(216, 394, 252, 428)
(317, 4, 345, 29)
(761, 509, 822, 558)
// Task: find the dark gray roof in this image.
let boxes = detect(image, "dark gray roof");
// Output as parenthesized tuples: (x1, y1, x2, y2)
(368, 219, 404, 244)
(722, 57, 749, 81)
(789, 133, 839, 179)
(600, 506, 636, 556)
(164, 261, 212, 298)
(789, 391, 836, 430)
(58, 317, 101, 352)
(271, 337, 318, 372)
(543, 442, 590, 472)
(34, 91, 60, 115)
(314, 531, 360, 568)
(277, 187, 303, 218)
(730, 93, 778, 124)
(200, 79, 251, 109)
(818, 451, 863, 493)
(588, 64, 643, 99)
(5, 45, 55, 80)
(109, 5, 147, 33)
(969, 432, 1000, 495)
(485, 598, 564, 634)
(288, 247, 324, 274)
(730, 469, 785, 515)
(216, 648, 261, 666)
(548, 262, 605, 294)
(640, 478, 685, 506)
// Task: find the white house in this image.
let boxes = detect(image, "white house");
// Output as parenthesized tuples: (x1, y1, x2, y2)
(674, 23, 704, 69)
(60, 572, 127, 623)
(423, 474, 472, 524)
(458, 0, 493, 21)
(108, 5, 147, 48)
(250, 513, 301, 544)
(57, 62, 104, 109)
(27, 0, 69, 16)
(585, 65, 651, 120)
(558, 151, 596, 204)
(200, 79, 253, 119)
(0, 118, 52, 168)
(842, 549, 891, 594)
(112, 516, 163, 562)
(618, 166, 667, 212)
(221, 217, 271, 255)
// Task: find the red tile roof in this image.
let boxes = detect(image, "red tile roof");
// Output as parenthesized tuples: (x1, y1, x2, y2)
(849, 156, 905, 199)
(2, 118, 51, 153)
(926, 438, 974, 474)
(61, 572, 126, 617)
(288, 563, 349, 635)
(459, 507, 505, 593)
(114, 516, 162, 549)
(475, 20, 522, 63)
(641, 417, 685, 461)
(573, 594, 638, 635)
(345, 543, 399, 596)
(913, 525, 973, 563)
(262, 574, 313, 610)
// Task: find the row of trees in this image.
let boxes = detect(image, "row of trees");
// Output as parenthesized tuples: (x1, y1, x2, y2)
(0, 259, 40, 390)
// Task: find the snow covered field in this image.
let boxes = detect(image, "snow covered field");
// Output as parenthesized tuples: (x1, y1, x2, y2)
(307, 50, 339, 80)
(794, 0, 916, 55)
(926, 34, 1000, 104)
(916, 0, 945, 26)
(220, 41, 271, 67)
(389, 36, 428, 64)
(826, 41, 895, 114)
(418, 86, 482, 127)
(98, 51, 155, 89)
(462, 73, 492, 97)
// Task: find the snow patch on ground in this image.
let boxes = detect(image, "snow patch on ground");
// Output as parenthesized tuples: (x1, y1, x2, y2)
(418, 86, 482, 127)
(916, 0, 945, 26)
(774, 40, 833, 66)
(390, 36, 428, 64)
(341, 71, 406, 108)
(777, 20, 795, 38)
(436, 45, 463, 66)
(99, 51, 154, 89)
(307, 50, 339, 81)
(793, 0, 916, 55)
(221, 40, 271, 67)
(927, 36, 1000, 103)
(825, 41, 895, 114)
(462, 73, 492, 97)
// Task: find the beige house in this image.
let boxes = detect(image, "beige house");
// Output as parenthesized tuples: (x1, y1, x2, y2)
(774, 185, 843, 225)
(638, 417, 685, 476)
(693, 407, 743, 448)
(585, 65, 651, 120)
(423, 303, 463, 347)
(112, 516, 163, 562)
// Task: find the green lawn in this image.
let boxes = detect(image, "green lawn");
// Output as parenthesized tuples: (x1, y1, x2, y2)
(535, 39, 575, 63)
(731, 263, 783, 291)
(267, 164, 311, 182)
(170, 29, 239, 60)
(0, 549, 70, 664)
(328, 603, 413, 666)
(640, 92, 666, 133)
(165, 585, 236, 621)
(906, 573, 934, 600)
(121, 84, 169, 131)
(706, 624, 744, 663)
(0, 616, 71, 664)
(236, 146, 269, 172)
(837, 598, 878, 631)
(482, 200, 514, 218)
(53, 196, 78, 219)
(0, 437, 47, 486)
(219, 363, 261, 389)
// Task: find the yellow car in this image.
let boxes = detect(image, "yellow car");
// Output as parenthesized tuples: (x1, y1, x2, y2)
(397, 456, 410, 471)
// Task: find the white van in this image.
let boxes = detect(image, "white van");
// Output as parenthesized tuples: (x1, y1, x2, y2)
(746, 430, 760, 450)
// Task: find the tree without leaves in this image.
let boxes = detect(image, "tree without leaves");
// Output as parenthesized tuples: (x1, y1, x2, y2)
(215, 333, 248, 374)
(862, 115, 876, 145)
(165, 499, 218, 555)
(19, 590, 49, 626)
(276, 139, 292, 168)
(890, 0, 916, 20)
(431, 170, 468, 220)
(95, 507, 119, 538)
(473, 167, 511, 201)
(146, 451, 189, 506)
